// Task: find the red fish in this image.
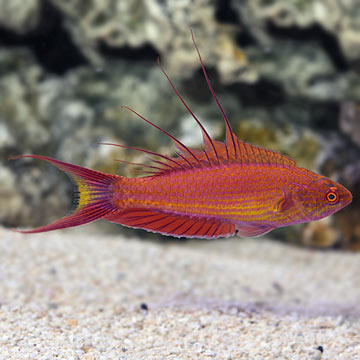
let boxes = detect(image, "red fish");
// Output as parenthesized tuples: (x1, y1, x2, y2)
(12, 32, 352, 238)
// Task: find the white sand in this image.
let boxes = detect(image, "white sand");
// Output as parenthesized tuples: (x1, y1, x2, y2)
(0, 225, 359, 359)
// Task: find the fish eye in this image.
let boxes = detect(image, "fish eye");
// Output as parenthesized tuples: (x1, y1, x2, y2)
(326, 189, 338, 204)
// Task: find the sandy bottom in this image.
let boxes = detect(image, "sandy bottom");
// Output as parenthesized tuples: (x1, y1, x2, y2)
(0, 225, 359, 359)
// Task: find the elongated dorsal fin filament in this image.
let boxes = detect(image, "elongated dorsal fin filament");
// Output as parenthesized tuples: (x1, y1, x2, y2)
(100, 31, 295, 177)
(156, 58, 220, 165)
(115, 159, 167, 173)
(120, 106, 201, 167)
(190, 29, 238, 160)
(98, 142, 183, 172)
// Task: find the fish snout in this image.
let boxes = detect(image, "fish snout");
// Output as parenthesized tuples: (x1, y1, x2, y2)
(342, 186, 353, 207)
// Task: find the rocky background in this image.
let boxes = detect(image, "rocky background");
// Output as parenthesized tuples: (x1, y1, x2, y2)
(0, 0, 359, 248)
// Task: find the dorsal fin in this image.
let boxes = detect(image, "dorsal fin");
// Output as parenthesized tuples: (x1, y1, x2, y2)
(102, 30, 295, 176)
(120, 106, 202, 168)
(171, 31, 296, 169)
(157, 58, 220, 165)
(173, 135, 295, 168)
(235, 139, 295, 167)
(191, 30, 237, 161)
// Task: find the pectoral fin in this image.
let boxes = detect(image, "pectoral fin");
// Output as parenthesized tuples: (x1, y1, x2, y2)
(274, 190, 295, 213)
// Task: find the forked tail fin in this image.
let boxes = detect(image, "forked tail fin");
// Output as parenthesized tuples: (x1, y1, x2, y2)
(10, 155, 119, 233)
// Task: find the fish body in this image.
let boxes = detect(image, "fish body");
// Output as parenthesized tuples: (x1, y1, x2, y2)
(113, 164, 342, 226)
(12, 32, 352, 238)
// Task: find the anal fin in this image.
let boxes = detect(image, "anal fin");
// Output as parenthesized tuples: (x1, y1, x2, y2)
(104, 209, 235, 239)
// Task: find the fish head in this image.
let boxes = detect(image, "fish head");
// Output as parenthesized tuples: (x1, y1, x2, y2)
(293, 175, 353, 222)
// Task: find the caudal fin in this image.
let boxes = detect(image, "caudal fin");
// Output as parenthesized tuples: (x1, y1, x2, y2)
(11, 155, 119, 233)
